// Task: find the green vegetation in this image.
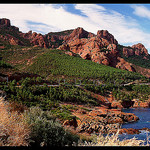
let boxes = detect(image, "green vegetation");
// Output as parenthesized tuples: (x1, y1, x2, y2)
(84, 83, 150, 102)
(0, 60, 12, 68)
(0, 26, 31, 46)
(123, 55, 150, 69)
(112, 84, 150, 102)
(1, 78, 99, 120)
(24, 106, 79, 146)
(26, 49, 145, 84)
(0, 46, 48, 70)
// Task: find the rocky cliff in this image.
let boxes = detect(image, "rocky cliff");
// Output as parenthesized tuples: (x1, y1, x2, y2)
(58, 27, 149, 73)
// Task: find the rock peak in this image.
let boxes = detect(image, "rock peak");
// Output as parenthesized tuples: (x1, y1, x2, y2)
(97, 30, 118, 45)
(132, 43, 149, 56)
(0, 18, 11, 27)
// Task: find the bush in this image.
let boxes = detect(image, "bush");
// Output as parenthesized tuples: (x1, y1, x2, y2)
(24, 106, 79, 146)
(0, 97, 30, 146)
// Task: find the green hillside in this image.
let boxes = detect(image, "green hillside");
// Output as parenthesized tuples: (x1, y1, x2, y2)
(26, 49, 146, 84)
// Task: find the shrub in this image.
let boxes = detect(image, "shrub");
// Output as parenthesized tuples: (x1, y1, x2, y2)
(0, 97, 30, 146)
(24, 106, 79, 146)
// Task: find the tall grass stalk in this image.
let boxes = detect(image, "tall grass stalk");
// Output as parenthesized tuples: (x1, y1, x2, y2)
(0, 97, 30, 146)
(77, 130, 149, 146)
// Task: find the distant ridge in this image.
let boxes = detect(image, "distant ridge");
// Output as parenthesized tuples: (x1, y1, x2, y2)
(0, 18, 150, 78)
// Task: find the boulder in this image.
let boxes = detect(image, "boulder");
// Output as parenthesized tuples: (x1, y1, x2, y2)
(63, 117, 78, 128)
(122, 112, 139, 122)
(111, 101, 123, 109)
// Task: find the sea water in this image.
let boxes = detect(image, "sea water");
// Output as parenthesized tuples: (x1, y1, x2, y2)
(118, 108, 150, 145)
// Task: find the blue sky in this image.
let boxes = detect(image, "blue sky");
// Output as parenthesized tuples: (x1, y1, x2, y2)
(0, 4, 150, 53)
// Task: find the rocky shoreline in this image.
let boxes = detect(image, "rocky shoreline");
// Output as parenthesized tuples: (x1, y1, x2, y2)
(62, 103, 150, 135)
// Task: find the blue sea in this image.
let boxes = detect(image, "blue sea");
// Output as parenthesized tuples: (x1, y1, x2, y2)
(118, 108, 150, 145)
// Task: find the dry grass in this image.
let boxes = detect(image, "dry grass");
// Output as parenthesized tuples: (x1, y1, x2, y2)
(77, 130, 150, 146)
(0, 97, 30, 146)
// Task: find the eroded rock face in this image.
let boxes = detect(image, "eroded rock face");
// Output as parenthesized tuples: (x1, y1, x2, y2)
(97, 30, 118, 45)
(58, 28, 143, 73)
(123, 47, 135, 57)
(122, 43, 149, 59)
(0, 18, 149, 77)
(132, 99, 150, 108)
(116, 57, 136, 72)
(122, 43, 149, 60)
(132, 43, 149, 56)
(58, 28, 119, 67)
(0, 18, 11, 27)
(63, 27, 95, 43)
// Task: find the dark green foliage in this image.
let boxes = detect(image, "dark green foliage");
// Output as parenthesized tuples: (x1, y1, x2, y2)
(84, 85, 106, 96)
(132, 85, 150, 94)
(123, 55, 150, 69)
(24, 107, 79, 146)
(26, 49, 145, 84)
(1, 78, 99, 111)
(0, 60, 12, 68)
(0, 46, 48, 71)
(100, 48, 111, 53)
(112, 84, 150, 102)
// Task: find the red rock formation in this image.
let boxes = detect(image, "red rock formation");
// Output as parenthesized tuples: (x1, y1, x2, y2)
(123, 47, 135, 57)
(132, 99, 150, 108)
(97, 30, 118, 45)
(111, 101, 123, 109)
(132, 43, 149, 56)
(119, 128, 140, 134)
(122, 43, 149, 59)
(116, 57, 136, 72)
(75, 108, 139, 134)
(64, 27, 95, 43)
(0, 18, 149, 77)
(58, 28, 142, 74)
(0, 18, 11, 27)
(58, 28, 119, 67)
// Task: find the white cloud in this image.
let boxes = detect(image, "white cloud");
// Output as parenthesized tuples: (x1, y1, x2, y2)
(75, 4, 150, 51)
(0, 4, 149, 53)
(131, 5, 150, 19)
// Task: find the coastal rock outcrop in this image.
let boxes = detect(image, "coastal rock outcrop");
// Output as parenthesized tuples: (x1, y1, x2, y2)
(64, 106, 140, 135)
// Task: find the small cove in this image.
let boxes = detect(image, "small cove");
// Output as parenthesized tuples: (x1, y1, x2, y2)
(118, 108, 150, 144)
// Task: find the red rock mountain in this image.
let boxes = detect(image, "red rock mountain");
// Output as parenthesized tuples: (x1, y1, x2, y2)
(0, 18, 150, 77)
(58, 27, 145, 73)
(0, 18, 72, 48)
